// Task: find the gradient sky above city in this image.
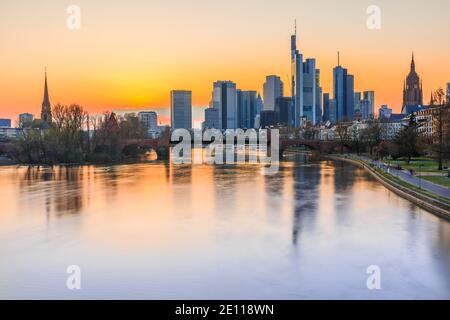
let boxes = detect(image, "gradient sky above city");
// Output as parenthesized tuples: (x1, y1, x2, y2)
(1, 0, 449, 123)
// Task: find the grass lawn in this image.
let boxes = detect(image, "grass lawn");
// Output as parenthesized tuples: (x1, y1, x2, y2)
(421, 176, 450, 188)
(389, 157, 449, 173)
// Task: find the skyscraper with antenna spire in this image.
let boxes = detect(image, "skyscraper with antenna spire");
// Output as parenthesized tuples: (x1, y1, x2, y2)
(290, 21, 320, 126)
(41, 69, 52, 127)
(291, 20, 304, 127)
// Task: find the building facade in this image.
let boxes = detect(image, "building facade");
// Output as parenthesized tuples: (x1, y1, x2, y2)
(302, 59, 317, 125)
(212, 81, 238, 130)
(378, 105, 393, 119)
(275, 97, 293, 127)
(447, 83, 450, 101)
(138, 112, 158, 130)
(19, 113, 34, 128)
(237, 90, 258, 129)
(362, 91, 375, 120)
(170, 90, 192, 129)
(0, 119, 11, 128)
(333, 65, 354, 122)
(315, 70, 323, 125)
(203, 108, 220, 129)
(263, 76, 283, 112)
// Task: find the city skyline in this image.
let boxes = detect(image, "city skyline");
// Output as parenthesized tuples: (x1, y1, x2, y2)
(1, 0, 450, 122)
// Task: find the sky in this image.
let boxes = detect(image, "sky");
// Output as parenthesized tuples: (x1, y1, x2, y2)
(1, 0, 449, 124)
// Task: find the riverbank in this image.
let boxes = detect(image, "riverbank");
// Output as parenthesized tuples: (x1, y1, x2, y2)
(326, 155, 450, 220)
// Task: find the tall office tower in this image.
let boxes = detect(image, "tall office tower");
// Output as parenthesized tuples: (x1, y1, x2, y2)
(204, 108, 220, 129)
(402, 53, 423, 111)
(41, 71, 52, 126)
(275, 97, 293, 127)
(238, 90, 258, 129)
(446, 83, 450, 101)
(346, 75, 355, 120)
(171, 90, 192, 129)
(333, 60, 354, 122)
(333, 65, 347, 122)
(212, 81, 238, 130)
(363, 91, 375, 119)
(263, 76, 283, 112)
(328, 99, 337, 124)
(291, 23, 304, 128)
(354, 92, 362, 118)
(323, 93, 330, 122)
(315, 69, 323, 125)
(302, 59, 317, 124)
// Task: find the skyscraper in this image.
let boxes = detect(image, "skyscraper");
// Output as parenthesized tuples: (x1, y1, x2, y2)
(363, 91, 375, 119)
(238, 90, 258, 128)
(323, 93, 330, 122)
(346, 75, 355, 120)
(291, 23, 303, 128)
(212, 81, 238, 130)
(333, 66, 347, 122)
(171, 90, 192, 129)
(333, 56, 354, 122)
(204, 108, 220, 129)
(315, 70, 323, 124)
(354, 92, 362, 118)
(402, 53, 423, 110)
(328, 99, 337, 124)
(446, 83, 450, 101)
(263, 76, 283, 112)
(41, 71, 52, 126)
(303, 59, 317, 124)
(275, 97, 293, 127)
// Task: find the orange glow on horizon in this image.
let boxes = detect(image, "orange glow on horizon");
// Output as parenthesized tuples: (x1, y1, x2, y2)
(1, 0, 449, 122)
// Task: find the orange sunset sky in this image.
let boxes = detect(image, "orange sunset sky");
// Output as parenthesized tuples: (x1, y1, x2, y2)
(0, 0, 449, 124)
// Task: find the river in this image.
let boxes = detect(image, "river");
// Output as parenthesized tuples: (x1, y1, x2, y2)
(0, 158, 449, 299)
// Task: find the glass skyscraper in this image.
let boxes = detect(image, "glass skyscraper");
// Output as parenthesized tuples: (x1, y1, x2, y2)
(333, 65, 354, 122)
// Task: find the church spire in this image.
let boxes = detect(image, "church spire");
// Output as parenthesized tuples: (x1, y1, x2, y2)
(411, 52, 415, 71)
(41, 68, 52, 126)
(43, 69, 50, 107)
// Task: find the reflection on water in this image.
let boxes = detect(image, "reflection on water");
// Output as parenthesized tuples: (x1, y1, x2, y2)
(0, 158, 449, 299)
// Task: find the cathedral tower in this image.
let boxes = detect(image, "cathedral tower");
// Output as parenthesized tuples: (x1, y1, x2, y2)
(402, 53, 423, 112)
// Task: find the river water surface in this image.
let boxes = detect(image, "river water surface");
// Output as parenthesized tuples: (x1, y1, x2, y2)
(0, 159, 449, 299)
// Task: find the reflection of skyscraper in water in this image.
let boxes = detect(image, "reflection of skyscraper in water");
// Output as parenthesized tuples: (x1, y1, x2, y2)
(292, 164, 321, 246)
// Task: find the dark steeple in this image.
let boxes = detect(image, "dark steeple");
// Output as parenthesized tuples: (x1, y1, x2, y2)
(402, 53, 423, 111)
(41, 69, 52, 126)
